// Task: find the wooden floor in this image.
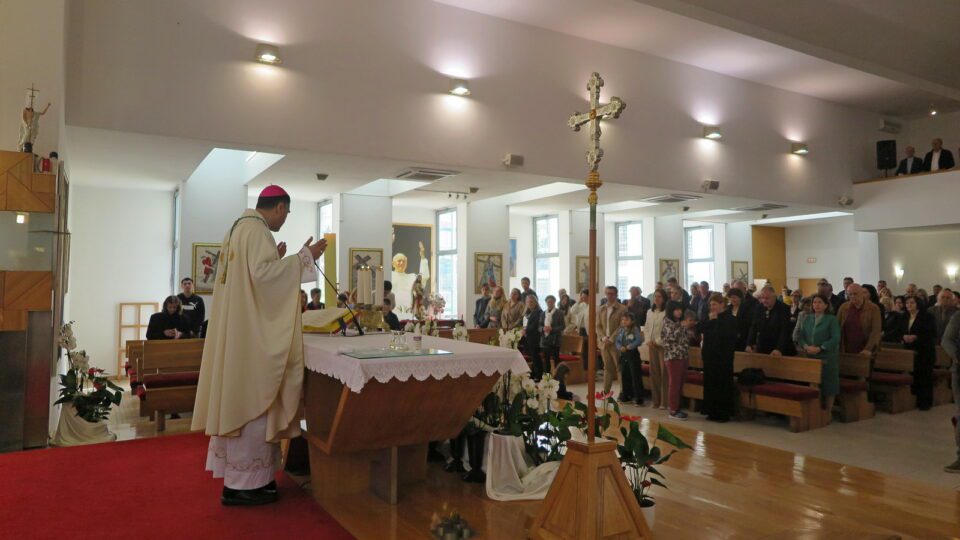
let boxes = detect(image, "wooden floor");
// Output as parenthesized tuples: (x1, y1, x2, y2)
(108, 385, 960, 539)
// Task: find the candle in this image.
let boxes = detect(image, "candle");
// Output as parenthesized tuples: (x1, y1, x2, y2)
(375, 265, 385, 306)
(363, 267, 373, 305)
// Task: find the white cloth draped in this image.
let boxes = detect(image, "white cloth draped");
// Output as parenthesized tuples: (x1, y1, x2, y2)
(484, 433, 561, 501)
(303, 334, 528, 393)
(50, 404, 117, 447)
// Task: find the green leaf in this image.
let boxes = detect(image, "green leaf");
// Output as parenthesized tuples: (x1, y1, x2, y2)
(649, 477, 668, 489)
(656, 424, 692, 450)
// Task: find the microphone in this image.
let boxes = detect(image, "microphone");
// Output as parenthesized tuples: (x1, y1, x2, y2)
(313, 259, 365, 337)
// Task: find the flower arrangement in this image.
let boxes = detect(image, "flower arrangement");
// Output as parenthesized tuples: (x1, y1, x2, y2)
(452, 323, 468, 342)
(430, 503, 474, 539)
(498, 328, 522, 349)
(617, 415, 691, 508)
(54, 322, 123, 423)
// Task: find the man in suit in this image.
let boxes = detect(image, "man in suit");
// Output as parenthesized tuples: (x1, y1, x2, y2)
(746, 286, 795, 356)
(696, 281, 711, 321)
(626, 286, 650, 326)
(837, 277, 854, 303)
(597, 286, 628, 394)
(897, 146, 924, 175)
(924, 138, 955, 172)
(474, 282, 491, 328)
(928, 289, 957, 343)
(522, 295, 544, 380)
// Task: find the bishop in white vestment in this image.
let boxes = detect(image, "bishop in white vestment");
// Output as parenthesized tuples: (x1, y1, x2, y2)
(192, 185, 326, 506)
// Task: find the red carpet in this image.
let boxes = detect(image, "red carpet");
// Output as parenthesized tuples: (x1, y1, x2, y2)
(0, 433, 354, 540)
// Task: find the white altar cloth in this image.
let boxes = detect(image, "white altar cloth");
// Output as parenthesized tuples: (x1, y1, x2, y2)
(303, 333, 528, 393)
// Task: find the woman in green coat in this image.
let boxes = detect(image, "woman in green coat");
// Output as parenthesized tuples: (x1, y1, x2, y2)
(797, 293, 841, 412)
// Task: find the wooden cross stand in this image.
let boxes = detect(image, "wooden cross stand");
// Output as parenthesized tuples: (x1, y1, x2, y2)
(529, 72, 652, 539)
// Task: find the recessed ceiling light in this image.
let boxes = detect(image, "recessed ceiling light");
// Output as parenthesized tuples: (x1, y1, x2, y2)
(15, 212, 28, 224)
(930, 109, 938, 116)
(790, 142, 809, 155)
(702, 125, 722, 140)
(254, 43, 281, 65)
(449, 78, 471, 96)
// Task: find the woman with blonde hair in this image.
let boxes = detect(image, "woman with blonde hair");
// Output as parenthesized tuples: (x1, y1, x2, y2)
(483, 286, 507, 327)
(501, 288, 526, 329)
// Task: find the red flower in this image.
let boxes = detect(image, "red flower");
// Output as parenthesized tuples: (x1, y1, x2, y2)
(87, 367, 96, 376)
(621, 415, 643, 423)
(641, 480, 652, 488)
(645, 459, 654, 466)
(94, 382, 104, 391)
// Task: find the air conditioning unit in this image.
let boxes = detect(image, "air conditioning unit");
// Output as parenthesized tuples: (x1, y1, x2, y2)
(732, 203, 788, 212)
(393, 168, 459, 182)
(639, 193, 702, 204)
(878, 119, 902, 134)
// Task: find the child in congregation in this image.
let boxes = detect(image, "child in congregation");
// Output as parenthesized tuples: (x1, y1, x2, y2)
(615, 312, 644, 405)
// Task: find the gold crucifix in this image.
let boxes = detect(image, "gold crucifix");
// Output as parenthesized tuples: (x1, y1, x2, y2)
(567, 72, 625, 174)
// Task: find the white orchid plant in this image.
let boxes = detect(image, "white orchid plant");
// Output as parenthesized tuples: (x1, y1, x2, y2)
(452, 323, 469, 342)
(497, 328, 523, 350)
(55, 322, 122, 423)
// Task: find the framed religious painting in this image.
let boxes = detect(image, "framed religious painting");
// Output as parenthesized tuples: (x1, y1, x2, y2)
(192, 243, 222, 294)
(658, 258, 679, 284)
(392, 224, 433, 293)
(731, 260, 749, 283)
(575, 256, 599, 294)
(508, 238, 517, 278)
(475, 252, 503, 293)
(348, 248, 384, 294)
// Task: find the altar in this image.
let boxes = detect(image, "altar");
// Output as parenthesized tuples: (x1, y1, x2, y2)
(301, 333, 527, 504)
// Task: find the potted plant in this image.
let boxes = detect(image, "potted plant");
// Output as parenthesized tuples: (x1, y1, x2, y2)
(50, 322, 123, 446)
(617, 415, 692, 528)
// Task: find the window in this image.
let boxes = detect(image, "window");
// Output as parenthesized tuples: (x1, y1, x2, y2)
(316, 201, 333, 301)
(534, 215, 559, 303)
(685, 226, 714, 288)
(437, 208, 457, 318)
(615, 221, 643, 294)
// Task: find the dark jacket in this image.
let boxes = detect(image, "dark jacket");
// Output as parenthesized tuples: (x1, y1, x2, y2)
(474, 296, 491, 328)
(539, 308, 565, 348)
(524, 307, 543, 344)
(177, 293, 205, 335)
(384, 310, 402, 331)
(746, 300, 795, 355)
(896, 156, 924, 175)
(882, 311, 905, 343)
(146, 312, 192, 340)
(923, 148, 955, 171)
(696, 311, 738, 419)
(727, 303, 753, 351)
(829, 293, 844, 314)
(626, 296, 650, 327)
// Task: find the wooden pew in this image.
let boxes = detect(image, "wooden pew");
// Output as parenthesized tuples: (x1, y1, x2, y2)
(682, 347, 704, 409)
(466, 328, 499, 345)
(870, 348, 915, 414)
(125, 339, 145, 388)
(934, 346, 954, 406)
(837, 354, 874, 422)
(138, 339, 204, 431)
(735, 352, 824, 432)
(557, 334, 586, 384)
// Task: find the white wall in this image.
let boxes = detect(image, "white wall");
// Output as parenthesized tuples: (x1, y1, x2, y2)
(1, 0, 65, 157)
(65, 0, 889, 208)
(902, 111, 960, 164)
(653, 214, 684, 287)
(68, 186, 173, 374)
(854, 169, 960, 231)
(725, 222, 753, 285)
(392, 206, 434, 226)
(465, 199, 508, 325)
(878, 229, 960, 296)
(785, 218, 862, 290)
(337, 193, 392, 293)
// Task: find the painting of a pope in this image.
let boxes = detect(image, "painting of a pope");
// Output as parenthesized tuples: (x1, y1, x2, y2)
(391, 241, 430, 314)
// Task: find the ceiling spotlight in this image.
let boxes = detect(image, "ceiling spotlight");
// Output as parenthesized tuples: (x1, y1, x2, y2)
(930, 107, 938, 116)
(448, 193, 452, 198)
(790, 142, 809, 155)
(702, 125, 722, 140)
(15, 212, 28, 225)
(449, 78, 471, 96)
(315, 173, 328, 181)
(469, 187, 479, 194)
(254, 43, 281, 65)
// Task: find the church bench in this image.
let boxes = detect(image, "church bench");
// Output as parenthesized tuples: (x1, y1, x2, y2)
(870, 348, 915, 414)
(125, 340, 145, 390)
(934, 346, 954, 406)
(681, 347, 704, 409)
(557, 335, 586, 384)
(837, 354, 875, 422)
(466, 328, 499, 345)
(734, 352, 824, 432)
(138, 338, 204, 431)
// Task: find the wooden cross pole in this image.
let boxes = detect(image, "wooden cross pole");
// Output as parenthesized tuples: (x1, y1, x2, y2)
(567, 72, 625, 443)
(530, 72, 652, 540)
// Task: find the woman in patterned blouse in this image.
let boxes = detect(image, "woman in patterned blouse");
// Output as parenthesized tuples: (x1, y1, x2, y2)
(661, 300, 691, 420)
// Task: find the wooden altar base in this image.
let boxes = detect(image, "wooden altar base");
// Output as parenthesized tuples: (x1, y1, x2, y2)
(306, 419, 960, 540)
(302, 368, 500, 504)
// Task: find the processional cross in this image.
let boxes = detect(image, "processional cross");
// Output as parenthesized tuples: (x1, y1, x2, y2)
(567, 72, 624, 441)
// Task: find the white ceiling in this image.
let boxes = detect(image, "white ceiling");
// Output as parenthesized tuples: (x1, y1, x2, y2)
(436, 0, 960, 116)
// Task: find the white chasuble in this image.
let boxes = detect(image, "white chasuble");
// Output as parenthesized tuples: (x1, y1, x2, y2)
(192, 209, 311, 443)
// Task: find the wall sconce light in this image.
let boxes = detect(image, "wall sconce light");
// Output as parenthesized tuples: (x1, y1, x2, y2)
(254, 43, 281, 65)
(948, 266, 958, 282)
(894, 266, 905, 283)
(790, 142, 809, 155)
(702, 125, 722, 140)
(449, 78, 471, 96)
(15, 212, 28, 225)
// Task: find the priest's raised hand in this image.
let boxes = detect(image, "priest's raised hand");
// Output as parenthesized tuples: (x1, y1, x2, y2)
(303, 236, 328, 260)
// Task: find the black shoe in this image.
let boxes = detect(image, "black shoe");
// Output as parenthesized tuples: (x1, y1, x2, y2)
(634, 400, 645, 406)
(221, 485, 279, 506)
(170, 413, 181, 420)
(262, 481, 277, 494)
(462, 468, 486, 483)
(427, 442, 446, 463)
(617, 394, 633, 402)
(444, 459, 467, 473)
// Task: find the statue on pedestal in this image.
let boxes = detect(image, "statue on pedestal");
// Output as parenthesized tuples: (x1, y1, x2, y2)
(18, 84, 51, 154)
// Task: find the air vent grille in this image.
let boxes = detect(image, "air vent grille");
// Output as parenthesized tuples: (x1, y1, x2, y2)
(639, 193, 702, 204)
(732, 203, 788, 212)
(393, 168, 459, 182)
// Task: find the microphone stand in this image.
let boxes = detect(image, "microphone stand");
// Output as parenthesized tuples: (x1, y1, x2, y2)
(313, 260, 364, 337)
